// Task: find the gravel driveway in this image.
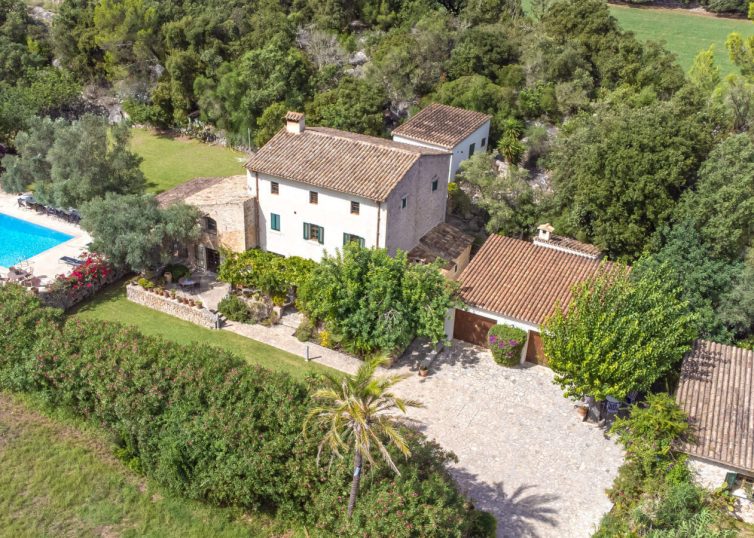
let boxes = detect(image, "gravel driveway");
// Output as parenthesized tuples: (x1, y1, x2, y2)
(392, 341, 623, 538)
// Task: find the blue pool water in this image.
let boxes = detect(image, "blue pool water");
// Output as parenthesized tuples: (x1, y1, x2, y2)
(0, 213, 73, 267)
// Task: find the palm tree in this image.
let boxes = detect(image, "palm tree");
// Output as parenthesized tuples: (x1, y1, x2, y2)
(303, 356, 422, 517)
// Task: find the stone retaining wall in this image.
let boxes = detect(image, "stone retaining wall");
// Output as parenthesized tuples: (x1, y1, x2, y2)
(126, 284, 221, 329)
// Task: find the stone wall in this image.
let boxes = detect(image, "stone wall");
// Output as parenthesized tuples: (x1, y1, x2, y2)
(126, 284, 221, 329)
(688, 457, 754, 524)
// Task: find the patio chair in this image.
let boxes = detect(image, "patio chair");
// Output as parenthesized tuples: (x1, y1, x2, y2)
(60, 256, 84, 267)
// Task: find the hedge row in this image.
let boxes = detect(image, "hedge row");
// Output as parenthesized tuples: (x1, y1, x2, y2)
(0, 284, 491, 537)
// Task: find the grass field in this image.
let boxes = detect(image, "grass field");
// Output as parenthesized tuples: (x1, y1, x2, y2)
(72, 282, 338, 381)
(129, 128, 246, 194)
(610, 4, 754, 75)
(0, 393, 288, 538)
(521, 0, 754, 76)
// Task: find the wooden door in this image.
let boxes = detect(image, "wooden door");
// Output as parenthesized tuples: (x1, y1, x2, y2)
(453, 309, 496, 347)
(525, 331, 547, 365)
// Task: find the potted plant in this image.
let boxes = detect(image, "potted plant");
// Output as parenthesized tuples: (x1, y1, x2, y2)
(188, 299, 195, 307)
(418, 359, 430, 378)
(170, 290, 176, 299)
(195, 300, 203, 309)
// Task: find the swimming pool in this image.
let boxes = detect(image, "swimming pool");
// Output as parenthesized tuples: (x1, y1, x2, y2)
(0, 213, 74, 267)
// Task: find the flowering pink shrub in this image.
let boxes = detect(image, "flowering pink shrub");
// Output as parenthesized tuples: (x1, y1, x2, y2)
(44, 254, 118, 309)
(487, 324, 527, 366)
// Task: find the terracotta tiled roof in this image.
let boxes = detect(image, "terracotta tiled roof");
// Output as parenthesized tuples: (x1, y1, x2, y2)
(408, 223, 473, 268)
(533, 235, 602, 259)
(244, 126, 448, 202)
(457, 234, 605, 326)
(676, 340, 754, 474)
(392, 103, 491, 150)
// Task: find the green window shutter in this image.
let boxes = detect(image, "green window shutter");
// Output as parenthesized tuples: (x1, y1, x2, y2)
(343, 232, 348, 246)
(303, 222, 310, 240)
(318, 226, 324, 244)
(359, 237, 365, 248)
(271, 213, 280, 231)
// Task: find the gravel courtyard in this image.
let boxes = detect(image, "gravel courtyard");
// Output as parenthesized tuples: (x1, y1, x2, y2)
(392, 342, 624, 538)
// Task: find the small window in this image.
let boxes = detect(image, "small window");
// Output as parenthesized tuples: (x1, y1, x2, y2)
(431, 179, 439, 192)
(271, 181, 279, 194)
(205, 216, 217, 234)
(270, 213, 280, 231)
(310, 191, 318, 204)
(401, 195, 408, 209)
(481, 137, 486, 147)
(350, 201, 360, 215)
(469, 142, 476, 157)
(343, 233, 365, 248)
(303, 222, 324, 244)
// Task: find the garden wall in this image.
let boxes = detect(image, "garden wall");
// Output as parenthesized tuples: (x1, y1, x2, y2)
(126, 284, 221, 329)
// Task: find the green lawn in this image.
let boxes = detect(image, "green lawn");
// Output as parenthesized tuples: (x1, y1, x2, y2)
(610, 4, 753, 75)
(129, 128, 246, 194)
(0, 393, 289, 538)
(72, 282, 338, 381)
(521, 0, 753, 76)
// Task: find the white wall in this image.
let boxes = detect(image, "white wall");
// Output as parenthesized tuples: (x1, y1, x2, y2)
(393, 120, 491, 180)
(248, 171, 385, 261)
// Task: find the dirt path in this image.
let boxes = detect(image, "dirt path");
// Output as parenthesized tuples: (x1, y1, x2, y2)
(609, 1, 749, 20)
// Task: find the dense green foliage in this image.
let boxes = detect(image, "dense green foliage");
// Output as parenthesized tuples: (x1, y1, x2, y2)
(595, 394, 735, 537)
(217, 295, 252, 323)
(0, 284, 487, 537)
(81, 193, 200, 272)
(218, 249, 316, 302)
(549, 95, 713, 260)
(542, 264, 698, 400)
(298, 243, 459, 356)
(305, 357, 423, 517)
(1, 115, 145, 207)
(487, 324, 527, 366)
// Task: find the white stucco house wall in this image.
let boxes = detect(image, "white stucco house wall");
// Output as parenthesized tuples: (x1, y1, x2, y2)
(391, 103, 491, 180)
(245, 112, 451, 262)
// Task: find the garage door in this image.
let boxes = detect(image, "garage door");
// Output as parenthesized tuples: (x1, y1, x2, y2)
(525, 331, 547, 366)
(453, 309, 496, 347)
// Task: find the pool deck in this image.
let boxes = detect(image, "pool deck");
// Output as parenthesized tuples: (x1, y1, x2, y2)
(0, 191, 91, 285)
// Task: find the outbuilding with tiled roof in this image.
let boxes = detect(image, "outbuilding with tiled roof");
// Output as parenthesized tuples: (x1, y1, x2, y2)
(392, 103, 491, 180)
(676, 340, 754, 522)
(448, 230, 606, 365)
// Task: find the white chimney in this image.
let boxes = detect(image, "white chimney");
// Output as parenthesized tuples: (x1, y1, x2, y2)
(537, 223, 554, 241)
(285, 111, 305, 134)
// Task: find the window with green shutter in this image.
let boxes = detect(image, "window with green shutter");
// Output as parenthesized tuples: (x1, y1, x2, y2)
(270, 213, 280, 231)
(343, 233, 365, 247)
(304, 223, 324, 244)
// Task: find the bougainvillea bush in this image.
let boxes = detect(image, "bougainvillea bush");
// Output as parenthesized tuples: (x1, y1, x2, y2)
(43, 254, 118, 310)
(487, 324, 527, 366)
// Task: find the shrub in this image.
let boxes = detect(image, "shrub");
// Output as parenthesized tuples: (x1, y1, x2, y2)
(0, 285, 486, 536)
(487, 324, 526, 366)
(218, 295, 251, 322)
(318, 329, 331, 348)
(163, 263, 189, 281)
(295, 317, 314, 342)
(218, 249, 315, 299)
(137, 277, 153, 289)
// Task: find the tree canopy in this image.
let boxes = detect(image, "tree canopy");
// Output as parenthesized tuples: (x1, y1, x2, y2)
(1, 115, 145, 208)
(298, 243, 459, 356)
(542, 263, 698, 400)
(81, 193, 200, 272)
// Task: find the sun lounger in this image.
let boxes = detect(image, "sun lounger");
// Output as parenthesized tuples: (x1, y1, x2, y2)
(60, 256, 84, 266)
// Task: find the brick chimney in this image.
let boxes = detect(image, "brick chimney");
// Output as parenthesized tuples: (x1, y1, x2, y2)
(537, 223, 554, 242)
(285, 111, 305, 134)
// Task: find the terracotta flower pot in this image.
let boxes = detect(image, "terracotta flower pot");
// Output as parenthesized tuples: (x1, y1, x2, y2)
(419, 368, 429, 378)
(576, 406, 588, 419)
